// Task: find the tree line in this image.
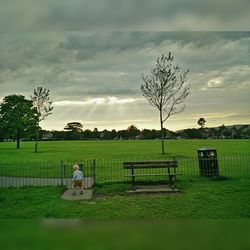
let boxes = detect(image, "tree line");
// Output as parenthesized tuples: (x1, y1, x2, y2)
(1, 123, 248, 142)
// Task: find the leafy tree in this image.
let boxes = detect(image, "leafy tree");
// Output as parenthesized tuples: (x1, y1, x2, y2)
(64, 122, 83, 132)
(197, 118, 207, 138)
(31, 86, 53, 153)
(238, 125, 249, 138)
(141, 53, 189, 154)
(110, 129, 117, 139)
(141, 129, 151, 139)
(92, 128, 100, 139)
(197, 118, 206, 128)
(0, 127, 4, 141)
(117, 130, 128, 140)
(223, 128, 232, 138)
(219, 124, 226, 138)
(127, 125, 140, 139)
(0, 95, 38, 148)
(245, 128, 250, 138)
(100, 129, 112, 140)
(208, 127, 216, 138)
(182, 128, 202, 139)
(83, 129, 92, 139)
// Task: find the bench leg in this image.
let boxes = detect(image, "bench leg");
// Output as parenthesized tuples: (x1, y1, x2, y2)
(132, 168, 136, 190)
(169, 175, 175, 189)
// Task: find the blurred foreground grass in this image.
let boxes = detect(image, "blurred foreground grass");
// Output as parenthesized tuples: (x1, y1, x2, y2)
(0, 219, 250, 250)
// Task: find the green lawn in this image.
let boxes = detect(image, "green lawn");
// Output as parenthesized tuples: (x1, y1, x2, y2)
(0, 180, 250, 219)
(0, 139, 249, 163)
(0, 140, 249, 179)
(1, 140, 250, 220)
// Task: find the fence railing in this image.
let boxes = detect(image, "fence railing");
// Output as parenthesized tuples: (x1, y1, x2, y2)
(0, 156, 250, 188)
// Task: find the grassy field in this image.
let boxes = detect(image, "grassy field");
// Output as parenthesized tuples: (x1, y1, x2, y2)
(0, 180, 250, 219)
(0, 139, 250, 220)
(0, 139, 249, 179)
(0, 139, 250, 163)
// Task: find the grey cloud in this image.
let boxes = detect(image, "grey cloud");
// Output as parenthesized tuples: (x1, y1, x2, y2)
(0, 32, 248, 75)
(0, 31, 249, 131)
(58, 32, 250, 67)
(60, 32, 250, 52)
(58, 32, 169, 60)
(0, 76, 5, 85)
(0, 0, 249, 31)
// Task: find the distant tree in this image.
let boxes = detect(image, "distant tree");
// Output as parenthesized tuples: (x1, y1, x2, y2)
(182, 128, 202, 139)
(197, 118, 207, 138)
(110, 129, 117, 139)
(164, 128, 176, 139)
(64, 122, 83, 132)
(151, 129, 159, 139)
(100, 129, 112, 140)
(223, 128, 232, 138)
(83, 129, 92, 139)
(31, 86, 53, 153)
(118, 130, 128, 140)
(219, 124, 226, 138)
(141, 53, 189, 154)
(208, 127, 216, 138)
(92, 128, 100, 139)
(0, 95, 38, 148)
(245, 128, 250, 138)
(127, 125, 140, 139)
(0, 127, 4, 141)
(239, 125, 249, 138)
(141, 129, 151, 139)
(197, 118, 206, 128)
(231, 126, 240, 139)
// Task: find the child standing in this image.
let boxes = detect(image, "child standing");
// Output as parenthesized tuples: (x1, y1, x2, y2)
(72, 164, 83, 195)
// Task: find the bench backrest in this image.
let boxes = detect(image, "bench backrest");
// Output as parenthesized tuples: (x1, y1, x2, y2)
(123, 160, 177, 169)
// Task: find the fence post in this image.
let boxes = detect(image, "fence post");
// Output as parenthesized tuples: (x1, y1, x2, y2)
(60, 160, 64, 186)
(93, 159, 96, 184)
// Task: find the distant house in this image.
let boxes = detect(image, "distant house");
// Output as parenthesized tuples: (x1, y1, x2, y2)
(42, 132, 53, 140)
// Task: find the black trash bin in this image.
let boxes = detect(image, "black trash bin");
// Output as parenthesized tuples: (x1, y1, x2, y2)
(197, 147, 219, 177)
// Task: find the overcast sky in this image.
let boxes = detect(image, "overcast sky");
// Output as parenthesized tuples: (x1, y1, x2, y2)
(0, 31, 249, 131)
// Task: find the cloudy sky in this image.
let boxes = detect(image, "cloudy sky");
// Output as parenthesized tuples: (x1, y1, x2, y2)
(0, 31, 249, 131)
(1, 1, 249, 132)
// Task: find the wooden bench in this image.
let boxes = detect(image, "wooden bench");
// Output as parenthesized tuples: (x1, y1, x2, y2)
(123, 160, 179, 190)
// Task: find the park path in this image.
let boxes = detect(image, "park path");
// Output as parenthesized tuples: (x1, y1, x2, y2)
(0, 176, 94, 188)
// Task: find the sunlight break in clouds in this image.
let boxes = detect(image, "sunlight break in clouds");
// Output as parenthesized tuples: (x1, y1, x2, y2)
(53, 97, 138, 106)
(207, 77, 224, 89)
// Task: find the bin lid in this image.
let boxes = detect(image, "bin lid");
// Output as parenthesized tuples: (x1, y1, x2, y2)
(198, 147, 216, 151)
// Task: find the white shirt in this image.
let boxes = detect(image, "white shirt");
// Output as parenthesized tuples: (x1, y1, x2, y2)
(72, 170, 83, 181)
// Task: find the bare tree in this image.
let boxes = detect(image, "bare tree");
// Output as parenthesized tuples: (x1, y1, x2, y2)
(31, 86, 53, 153)
(141, 53, 189, 154)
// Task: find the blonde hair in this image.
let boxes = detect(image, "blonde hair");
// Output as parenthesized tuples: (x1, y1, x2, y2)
(73, 164, 80, 170)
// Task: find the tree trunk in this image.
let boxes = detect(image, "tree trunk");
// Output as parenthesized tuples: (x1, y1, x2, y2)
(35, 128, 39, 153)
(160, 110, 165, 155)
(16, 130, 20, 149)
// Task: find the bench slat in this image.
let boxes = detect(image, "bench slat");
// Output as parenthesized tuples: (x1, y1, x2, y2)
(123, 160, 177, 165)
(124, 173, 181, 177)
(123, 161, 177, 169)
(124, 165, 177, 169)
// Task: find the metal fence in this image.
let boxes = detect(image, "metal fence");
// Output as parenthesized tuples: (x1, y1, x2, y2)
(0, 156, 250, 188)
